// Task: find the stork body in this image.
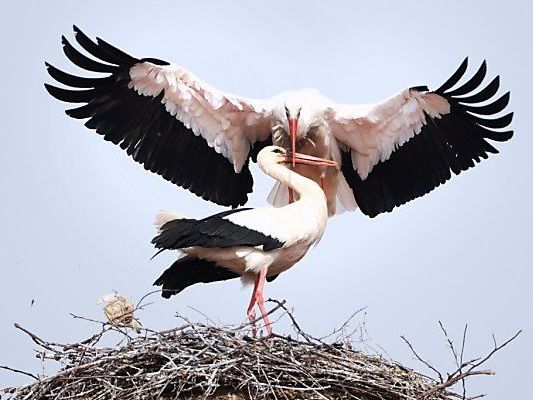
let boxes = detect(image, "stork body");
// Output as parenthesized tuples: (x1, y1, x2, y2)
(46, 27, 514, 218)
(269, 90, 351, 215)
(152, 147, 335, 335)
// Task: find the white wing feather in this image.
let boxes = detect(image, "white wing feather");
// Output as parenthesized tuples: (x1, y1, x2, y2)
(329, 89, 450, 179)
(129, 63, 273, 172)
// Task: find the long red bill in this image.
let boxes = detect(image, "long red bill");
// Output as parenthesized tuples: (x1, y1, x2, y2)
(284, 152, 337, 168)
(288, 118, 298, 167)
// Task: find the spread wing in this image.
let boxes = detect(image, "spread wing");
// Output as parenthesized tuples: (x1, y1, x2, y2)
(45, 26, 273, 207)
(329, 58, 513, 217)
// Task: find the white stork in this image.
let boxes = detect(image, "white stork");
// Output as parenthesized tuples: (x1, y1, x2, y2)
(45, 26, 514, 217)
(151, 146, 336, 335)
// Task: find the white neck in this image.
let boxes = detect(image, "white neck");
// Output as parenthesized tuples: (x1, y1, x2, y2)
(261, 162, 325, 204)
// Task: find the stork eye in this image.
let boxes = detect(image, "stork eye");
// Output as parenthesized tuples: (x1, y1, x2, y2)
(272, 148, 284, 154)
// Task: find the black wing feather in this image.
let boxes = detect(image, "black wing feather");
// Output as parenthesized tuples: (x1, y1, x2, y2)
(435, 57, 469, 93)
(61, 36, 117, 73)
(344, 58, 513, 217)
(152, 208, 284, 252)
(462, 92, 510, 115)
(445, 61, 487, 97)
(45, 63, 109, 88)
(458, 76, 500, 104)
(44, 84, 97, 103)
(467, 112, 513, 129)
(46, 26, 255, 208)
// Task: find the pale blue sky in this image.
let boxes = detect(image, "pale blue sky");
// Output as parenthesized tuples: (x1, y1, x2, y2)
(1, 1, 531, 398)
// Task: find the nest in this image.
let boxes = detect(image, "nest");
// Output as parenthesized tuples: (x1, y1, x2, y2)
(1, 300, 519, 400)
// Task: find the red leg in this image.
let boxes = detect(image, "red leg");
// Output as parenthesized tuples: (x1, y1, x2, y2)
(255, 266, 272, 336)
(246, 274, 260, 337)
(246, 266, 272, 337)
(320, 174, 326, 193)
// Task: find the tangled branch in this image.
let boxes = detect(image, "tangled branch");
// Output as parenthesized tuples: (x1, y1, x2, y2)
(0, 302, 521, 400)
(401, 322, 521, 400)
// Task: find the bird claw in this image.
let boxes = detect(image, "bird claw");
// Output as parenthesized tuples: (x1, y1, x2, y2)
(247, 310, 257, 337)
(247, 308, 273, 338)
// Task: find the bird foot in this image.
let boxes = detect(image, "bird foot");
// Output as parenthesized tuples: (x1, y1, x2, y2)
(247, 302, 273, 338)
(247, 309, 257, 337)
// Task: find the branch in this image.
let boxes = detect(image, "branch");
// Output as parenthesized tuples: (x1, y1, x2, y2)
(401, 335, 444, 383)
(418, 369, 494, 399)
(267, 298, 315, 343)
(0, 365, 39, 381)
(405, 327, 522, 400)
(467, 330, 522, 373)
(13, 323, 60, 352)
(235, 298, 287, 334)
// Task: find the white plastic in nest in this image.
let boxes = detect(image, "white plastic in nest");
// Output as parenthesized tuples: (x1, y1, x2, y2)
(98, 291, 141, 333)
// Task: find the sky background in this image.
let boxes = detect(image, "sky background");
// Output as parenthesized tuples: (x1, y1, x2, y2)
(1, 1, 531, 398)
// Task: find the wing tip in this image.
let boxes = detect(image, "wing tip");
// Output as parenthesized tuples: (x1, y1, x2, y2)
(435, 57, 470, 94)
(478, 59, 488, 74)
(44, 62, 56, 79)
(44, 83, 66, 101)
(72, 24, 82, 35)
(60, 35, 72, 49)
(487, 129, 514, 142)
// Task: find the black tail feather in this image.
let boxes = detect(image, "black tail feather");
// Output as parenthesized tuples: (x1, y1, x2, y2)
(154, 256, 239, 298)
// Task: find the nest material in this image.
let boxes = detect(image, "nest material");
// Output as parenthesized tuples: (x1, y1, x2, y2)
(0, 320, 455, 400)
(99, 292, 141, 333)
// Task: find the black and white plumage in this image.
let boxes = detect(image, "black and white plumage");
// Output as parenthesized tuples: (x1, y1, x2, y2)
(45, 27, 513, 217)
(151, 146, 336, 335)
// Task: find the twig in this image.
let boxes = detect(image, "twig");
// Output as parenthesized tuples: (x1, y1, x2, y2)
(134, 289, 163, 310)
(467, 330, 522, 373)
(0, 365, 39, 381)
(401, 335, 444, 383)
(267, 298, 315, 343)
(459, 324, 468, 399)
(13, 323, 60, 352)
(318, 307, 366, 342)
(418, 370, 494, 399)
(235, 299, 287, 333)
(405, 326, 522, 400)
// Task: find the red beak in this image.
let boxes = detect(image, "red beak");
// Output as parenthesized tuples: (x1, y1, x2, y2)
(288, 118, 298, 167)
(283, 152, 337, 168)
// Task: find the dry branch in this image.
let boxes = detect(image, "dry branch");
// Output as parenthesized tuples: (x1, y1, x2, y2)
(0, 303, 520, 400)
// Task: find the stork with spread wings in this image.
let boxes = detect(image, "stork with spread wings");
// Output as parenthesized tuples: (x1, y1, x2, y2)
(45, 26, 513, 217)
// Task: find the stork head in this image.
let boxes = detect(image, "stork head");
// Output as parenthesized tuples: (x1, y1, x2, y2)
(284, 103, 302, 167)
(272, 95, 306, 167)
(272, 90, 329, 166)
